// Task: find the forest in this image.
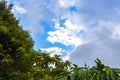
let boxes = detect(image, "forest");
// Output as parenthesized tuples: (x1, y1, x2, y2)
(0, 1, 120, 80)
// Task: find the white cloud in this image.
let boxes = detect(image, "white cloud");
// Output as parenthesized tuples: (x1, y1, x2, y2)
(41, 47, 70, 61)
(46, 0, 87, 46)
(47, 12, 86, 46)
(59, 0, 77, 8)
(47, 19, 84, 46)
(62, 55, 69, 61)
(111, 24, 120, 39)
(12, 5, 26, 14)
(62, 51, 71, 61)
(41, 47, 66, 57)
(9, 0, 80, 35)
(70, 20, 120, 68)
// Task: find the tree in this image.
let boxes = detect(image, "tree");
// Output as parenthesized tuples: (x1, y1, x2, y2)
(31, 52, 71, 80)
(0, 1, 34, 79)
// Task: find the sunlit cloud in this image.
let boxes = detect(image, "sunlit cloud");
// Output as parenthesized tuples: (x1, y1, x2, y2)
(41, 47, 66, 57)
(47, 19, 84, 46)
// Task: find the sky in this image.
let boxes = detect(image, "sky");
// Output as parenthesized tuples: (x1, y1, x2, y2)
(6, 0, 120, 68)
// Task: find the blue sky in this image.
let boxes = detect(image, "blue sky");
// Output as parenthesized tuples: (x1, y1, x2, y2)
(7, 0, 120, 67)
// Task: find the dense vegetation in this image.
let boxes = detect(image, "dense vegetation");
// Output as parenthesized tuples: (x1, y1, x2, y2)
(0, 1, 120, 80)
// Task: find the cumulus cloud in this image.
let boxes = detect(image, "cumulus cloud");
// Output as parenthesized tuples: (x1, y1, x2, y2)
(70, 20, 120, 68)
(41, 47, 70, 61)
(41, 47, 66, 57)
(47, 19, 84, 46)
(47, 9, 86, 46)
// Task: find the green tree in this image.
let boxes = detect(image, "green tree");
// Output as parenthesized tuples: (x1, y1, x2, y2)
(0, 1, 34, 79)
(31, 52, 71, 80)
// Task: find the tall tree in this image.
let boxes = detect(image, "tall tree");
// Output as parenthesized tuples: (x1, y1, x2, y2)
(0, 1, 34, 79)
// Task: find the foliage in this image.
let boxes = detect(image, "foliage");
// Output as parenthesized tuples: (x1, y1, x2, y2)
(0, 0, 34, 79)
(68, 58, 119, 80)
